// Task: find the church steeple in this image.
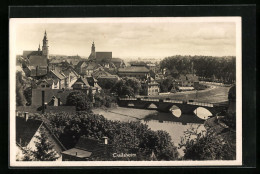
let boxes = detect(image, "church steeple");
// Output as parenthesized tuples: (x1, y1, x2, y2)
(42, 30, 49, 59)
(89, 41, 96, 60)
(92, 41, 95, 53)
(38, 43, 41, 51)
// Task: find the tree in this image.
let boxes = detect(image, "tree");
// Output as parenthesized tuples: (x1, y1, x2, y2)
(16, 71, 33, 106)
(159, 77, 173, 92)
(124, 77, 142, 95)
(97, 78, 117, 90)
(21, 127, 59, 161)
(159, 55, 236, 84)
(16, 80, 26, 106)
(32, 127, 59, 161)
(23, 87, 32, 105)
(88, 87, 94, 102)
(21, 147, 34, 161)
(179, 126, 236, 160)
(111, 79, 135, 97)
(66, 91, 93, 111)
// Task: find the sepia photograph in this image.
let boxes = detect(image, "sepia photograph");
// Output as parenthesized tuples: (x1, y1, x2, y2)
(9, 17, 242, 166)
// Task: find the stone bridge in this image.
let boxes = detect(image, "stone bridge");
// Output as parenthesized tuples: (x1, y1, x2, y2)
(117, 97, 228, 116)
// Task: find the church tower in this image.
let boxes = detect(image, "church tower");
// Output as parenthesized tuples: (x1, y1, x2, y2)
(42, 30, 49, 59)
(89, 41, 96, 60)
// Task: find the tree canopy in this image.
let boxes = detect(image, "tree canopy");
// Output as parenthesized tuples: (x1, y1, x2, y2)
(41, 112, 179, 161)
(66, 91, 93, 111)
(160, 55, 235, 83)
(111, 77, 141, 97)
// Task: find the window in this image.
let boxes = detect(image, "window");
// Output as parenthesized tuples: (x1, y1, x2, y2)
(41, 85, 45, 88)
(46, 85, 50, 88)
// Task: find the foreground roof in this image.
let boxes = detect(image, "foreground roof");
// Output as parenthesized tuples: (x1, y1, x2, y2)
(62, 148, 92, 158)
(16, 116, 43, 147)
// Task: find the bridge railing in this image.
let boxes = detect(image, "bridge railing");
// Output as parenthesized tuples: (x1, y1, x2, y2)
(141, 98, 160, 102)
(187, 101, 214, 107)
(118, 97, 137, 101)
(118, 97, 215, 107)
(163, 99, 183, 104)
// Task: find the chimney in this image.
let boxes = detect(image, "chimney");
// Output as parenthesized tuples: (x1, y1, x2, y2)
(42, 90, 45, 114)
(102, 136, 108, 145)
(36, 66, 39, 76)
(24, 112, 29, 122)
(58, 98, 61, 106)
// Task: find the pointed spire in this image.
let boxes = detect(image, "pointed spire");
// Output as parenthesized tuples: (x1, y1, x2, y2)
(43, 30, 47, 40)
(38, 43, 41, 51)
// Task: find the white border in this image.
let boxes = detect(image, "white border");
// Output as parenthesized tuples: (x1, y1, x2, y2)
(9, 17, 242, 167)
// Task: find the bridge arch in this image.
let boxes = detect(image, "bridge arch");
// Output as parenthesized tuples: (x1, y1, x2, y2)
(145, 103, 159, 109)
(127, 102, 135, 107)
(193, 107, 213, 120)
(169, 105, 182, 117)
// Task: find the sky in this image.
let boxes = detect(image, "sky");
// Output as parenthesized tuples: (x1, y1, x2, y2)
(13, 18, 237, 59)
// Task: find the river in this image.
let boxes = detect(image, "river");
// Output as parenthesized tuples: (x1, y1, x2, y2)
(92, 84, 230, 157)
(92, 107, 207, 156)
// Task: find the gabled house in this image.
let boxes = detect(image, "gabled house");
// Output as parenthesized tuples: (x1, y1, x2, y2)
(36, 79, 58, 89)
(46, 70, 67, 89)
(62, 66, 79, 89)
(16, 114, 66, 161)
(173, 74, 199, 91)
(118, 66, 150, 80)
(143, 77, 160, 96)
(110, 58, 126, 68)
(84, 62, 100, 76)
(71, 76, 101, 94)
(71, 76, 91, 90)
(75, 61, 88, 75)
(86, 76, 102, 92)
(49, 60, 70, 72)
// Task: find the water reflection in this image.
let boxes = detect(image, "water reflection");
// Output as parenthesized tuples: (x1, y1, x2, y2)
(144, 111, 205, 125)
(193, 107, 213, 120)
(170, 105, 181, 117)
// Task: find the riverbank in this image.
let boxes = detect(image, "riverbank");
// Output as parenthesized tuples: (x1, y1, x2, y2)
(145, 83, 230, 103)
